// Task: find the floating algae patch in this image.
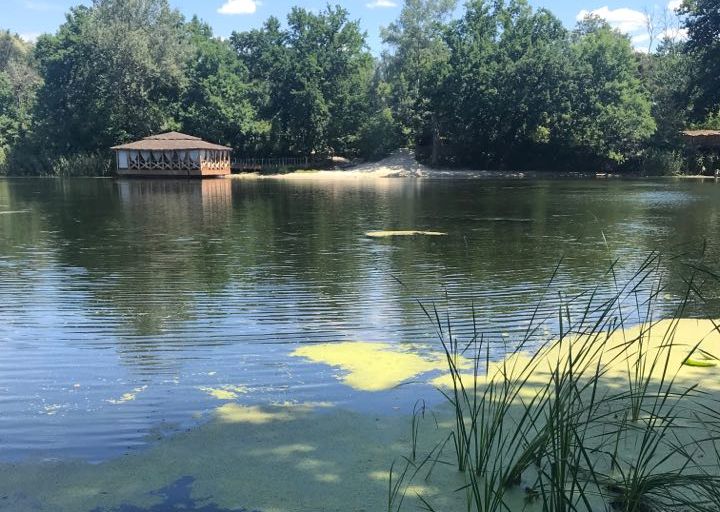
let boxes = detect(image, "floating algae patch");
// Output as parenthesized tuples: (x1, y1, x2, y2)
(0, 402, 467, 512)
(431, 318, 720, 396)
(106, 385, 148, 404)
(291, 342, 468, 391)
(365, 230, 447, 238)
(476, 217, 533, 223)
(0, 210, 31, 215)
(216, 403, 295, 424)
(197, 385, 249, 400)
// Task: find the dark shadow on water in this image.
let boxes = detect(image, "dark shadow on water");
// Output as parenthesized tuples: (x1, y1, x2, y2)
(91, 476, 260, 512)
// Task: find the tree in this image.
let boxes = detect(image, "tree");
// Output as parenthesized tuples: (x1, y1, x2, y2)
(563, 17, 656, 165)
(32, 0, 190, 156)
(681, 0, 720, 119)
(231, 16, 290, 156)
(0, 0, 693, 175)
(381, 0, 456, 164)
(442, 0, 571, 168)
(232, 5, 374, 157)
(179, 18, 267, 154)
(641, 39, 693, 148)
(0, 31, 40, 168)
(357, 68, 402, 160)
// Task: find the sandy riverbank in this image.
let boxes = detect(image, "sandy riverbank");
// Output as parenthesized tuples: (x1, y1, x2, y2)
(228, 150, 596, 181)
(229, 149, 429, 180)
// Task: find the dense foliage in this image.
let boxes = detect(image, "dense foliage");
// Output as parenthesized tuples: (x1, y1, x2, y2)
(0, 0, 718, 175)
(681, 0, 720, 119)
(0, 31, 39, 168)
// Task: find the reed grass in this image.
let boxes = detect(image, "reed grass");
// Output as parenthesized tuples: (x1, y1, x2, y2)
(392, 253, 720, 511)
(411, 399, 426, 462)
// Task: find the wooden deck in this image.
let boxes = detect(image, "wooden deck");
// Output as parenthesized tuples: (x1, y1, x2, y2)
(117, 161, 231, 178)
(232, 157, 309, 172)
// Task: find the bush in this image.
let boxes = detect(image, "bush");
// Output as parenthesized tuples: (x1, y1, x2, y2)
(0, 146, 6, 175)
(636, 148, 685, 176)
(357, 107, 402, 161)
(4, 148, 113, 177)
(48, 152, 113, 177)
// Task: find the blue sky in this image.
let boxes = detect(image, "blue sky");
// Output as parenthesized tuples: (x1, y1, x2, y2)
(6, 0, 684, 53)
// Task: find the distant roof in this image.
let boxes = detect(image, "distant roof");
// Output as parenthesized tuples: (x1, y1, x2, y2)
(682, 130, 720, 148)
(683, 130, 720, 137)
(111, 132, 231, 151)
(144, 131, 202, 141)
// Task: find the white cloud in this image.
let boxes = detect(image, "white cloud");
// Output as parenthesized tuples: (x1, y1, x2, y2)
(218, 0, 258, 15)
(662, 26, 689, 41)
(366, 0, 398, 8)
(19, 32, 40, 43)
(577, 4, 687, 51)
(576, 6, 648, 33)
(23, 0, 61, 12)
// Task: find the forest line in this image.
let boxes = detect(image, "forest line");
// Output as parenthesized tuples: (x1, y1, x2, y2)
(0, 0, 718, 176)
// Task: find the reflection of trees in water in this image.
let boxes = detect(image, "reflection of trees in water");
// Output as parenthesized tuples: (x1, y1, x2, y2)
(0, 180, 55, 302)
(0, 180, 53, 258)
(3, 178, 720, 364)
(382, 181, 715, 338)
(2, 179, 236, 339)
(91, 476, 258, 512)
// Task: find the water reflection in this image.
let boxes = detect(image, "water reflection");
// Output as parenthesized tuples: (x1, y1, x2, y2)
(0, 177, 718, 460)
(117, 178, 233, 225)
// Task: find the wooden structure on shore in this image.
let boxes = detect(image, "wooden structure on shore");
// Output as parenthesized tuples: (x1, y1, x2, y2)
(232, 156, 310, 172)
(682, 130, 720, 175)
(682, 130, 720, 149)
(112, 132, 231, 178)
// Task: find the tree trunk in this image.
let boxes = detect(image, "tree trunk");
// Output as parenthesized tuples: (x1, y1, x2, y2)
(431, 113, 440, 168)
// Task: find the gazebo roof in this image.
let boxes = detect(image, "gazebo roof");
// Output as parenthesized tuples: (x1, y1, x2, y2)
(112, 132, 232, 151)
(682, 130, 720, 148)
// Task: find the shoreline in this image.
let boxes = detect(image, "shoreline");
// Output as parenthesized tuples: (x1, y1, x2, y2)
(227, 150, 716, 181)
(228, 149, 611, 181)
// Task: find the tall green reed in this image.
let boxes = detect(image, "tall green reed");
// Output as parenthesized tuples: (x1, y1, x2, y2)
(393, 253, 720, 512)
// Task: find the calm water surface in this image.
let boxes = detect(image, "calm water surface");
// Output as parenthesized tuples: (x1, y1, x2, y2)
(1, 177, 719, 462)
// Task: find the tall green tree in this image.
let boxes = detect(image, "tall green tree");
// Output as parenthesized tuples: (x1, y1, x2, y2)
(641, 39, 693, 149)
(442, 0, 571, 167)
(232, 5, 374, 157)
(681, 0, 720, 119)
(381, 0, 456, 163)
(562, 17, 656, 165)
(356, 67, 402, 160)
(179, 18, 267, 154)
(33, 0, 190, 155)
(0, 31, 40, 168)
(231, 16, 290, 156)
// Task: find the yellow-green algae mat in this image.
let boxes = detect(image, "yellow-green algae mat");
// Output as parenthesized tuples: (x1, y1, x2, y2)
(429, 317, 720, 394)
(365, 230, 447, 238)
(291, 341, 469, 391)
(5, 319, 720, 511)
(197, 384, 249, 400)
(0, 401, 468, 512)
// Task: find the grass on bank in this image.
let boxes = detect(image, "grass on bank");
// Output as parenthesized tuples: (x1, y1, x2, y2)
(391, 252, 720, 512)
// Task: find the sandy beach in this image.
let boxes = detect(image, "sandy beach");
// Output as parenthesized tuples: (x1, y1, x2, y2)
(228, 150, 572, 181)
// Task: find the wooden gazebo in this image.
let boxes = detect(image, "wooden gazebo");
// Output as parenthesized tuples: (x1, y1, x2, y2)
(682, 130, 720, 175)
(682, 130, 720, 149)
(112, 132, 232, 178)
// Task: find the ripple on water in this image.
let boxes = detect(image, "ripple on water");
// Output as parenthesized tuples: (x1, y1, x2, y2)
(0, 177, 716, 460)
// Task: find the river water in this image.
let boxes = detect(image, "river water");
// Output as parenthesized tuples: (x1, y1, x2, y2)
(0, 177, 718, 463)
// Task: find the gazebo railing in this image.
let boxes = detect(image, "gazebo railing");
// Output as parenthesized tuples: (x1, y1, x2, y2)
(232, 157, 309, 171)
